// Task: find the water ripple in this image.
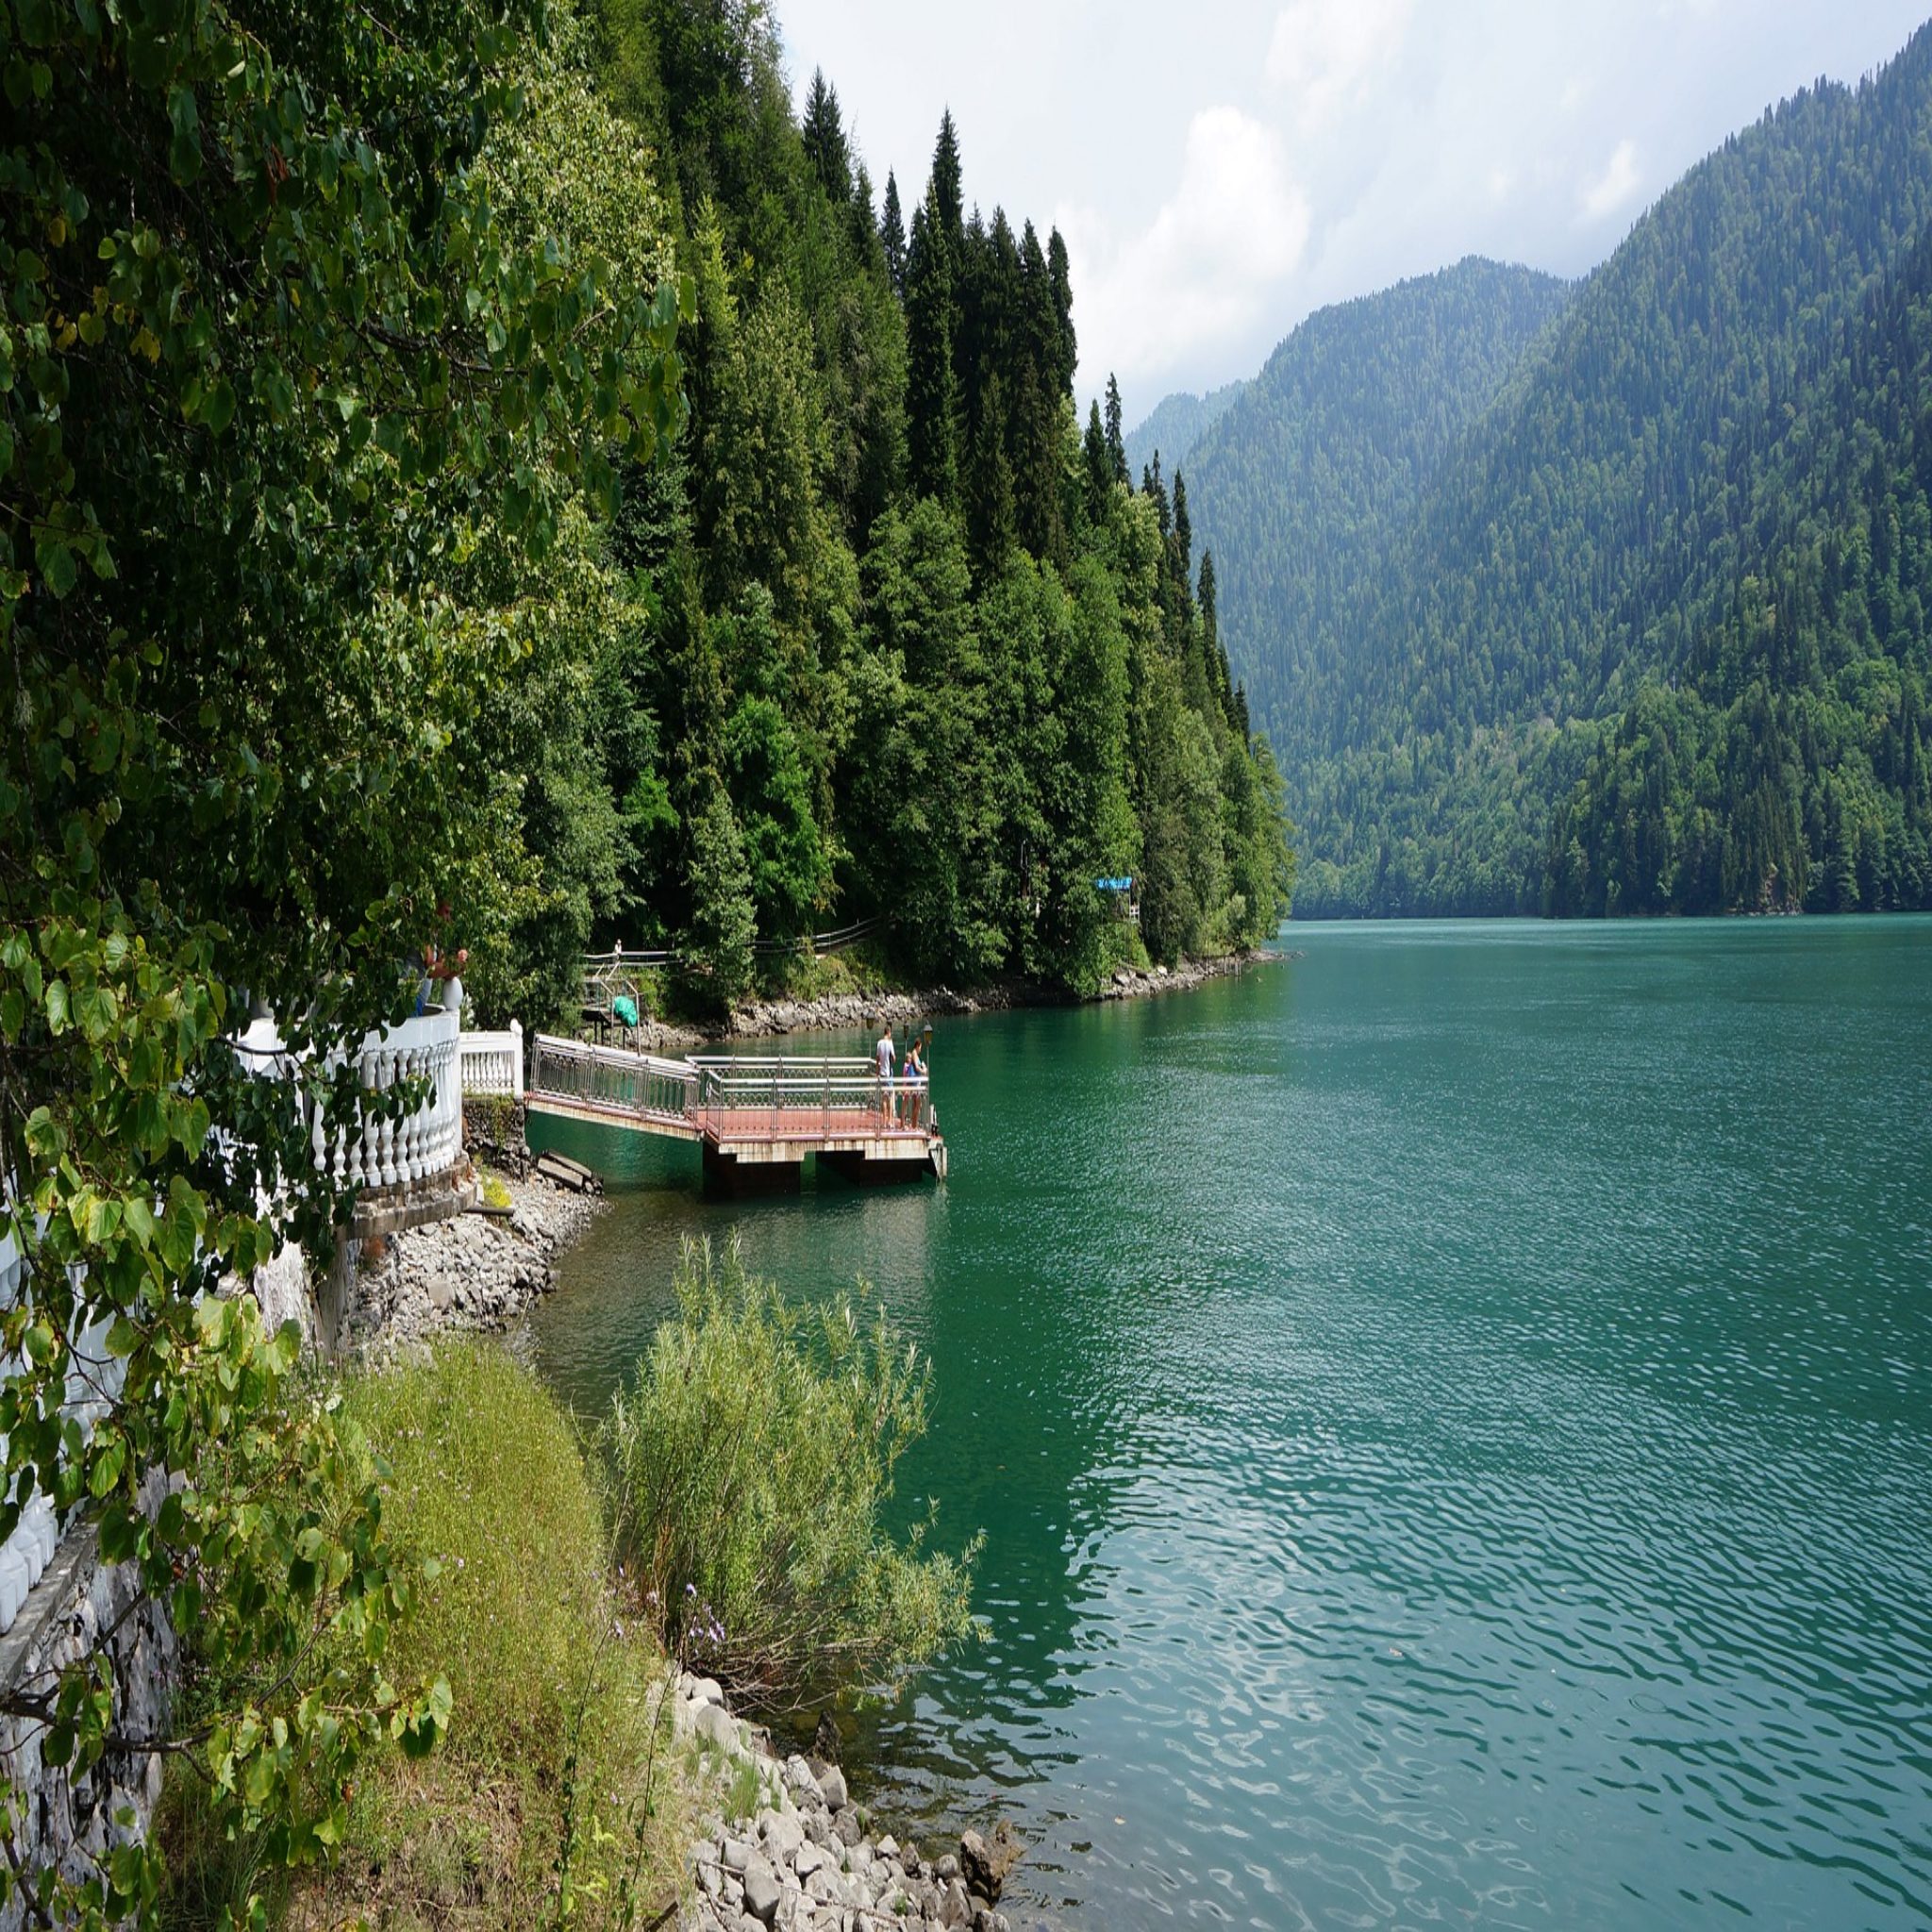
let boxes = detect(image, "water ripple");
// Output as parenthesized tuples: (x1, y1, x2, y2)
(535, 918, 1932, 1929)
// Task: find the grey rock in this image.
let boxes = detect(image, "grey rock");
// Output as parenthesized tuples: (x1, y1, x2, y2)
(815, 1763, 849, 1811)
(760, 1808, 807, 1862)
(689, 1674, 727, 1707)
(723, 1836, 753, 1874)
(696, 1700, 739, 1752)
(958, 1824, 1022, 1903)
(940, 1877, 973, 1928)
(741, 1855, 782, 1924)
(935, 1853, 959, 1881)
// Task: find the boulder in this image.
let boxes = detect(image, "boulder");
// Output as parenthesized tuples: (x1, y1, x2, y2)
(695, 1701, 739, 1753)
(958, 1823, 1022, 1903)
(741, 1855, 782, 1925)
(815, 1763, 849, 1812)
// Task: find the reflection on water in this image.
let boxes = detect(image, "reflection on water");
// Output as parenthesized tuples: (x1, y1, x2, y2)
(531, 923, 1932, 1929)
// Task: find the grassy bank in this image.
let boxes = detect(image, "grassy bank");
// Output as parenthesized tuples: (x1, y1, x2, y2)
(160, 1344, 694, 1930)
(158, 1254, 980, 1928)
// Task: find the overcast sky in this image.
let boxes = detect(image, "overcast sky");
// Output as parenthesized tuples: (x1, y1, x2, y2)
(777, 0, 1932, 425)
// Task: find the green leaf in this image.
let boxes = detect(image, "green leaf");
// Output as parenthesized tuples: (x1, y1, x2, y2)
(38, 539, 77, 600)
(167, 85, 203, 185)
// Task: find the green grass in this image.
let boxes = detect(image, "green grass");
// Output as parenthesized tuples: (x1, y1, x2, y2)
(160, 1341, 693, 1931)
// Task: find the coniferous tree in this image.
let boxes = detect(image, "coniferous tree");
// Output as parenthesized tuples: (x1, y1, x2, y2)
(1047, 227, 1077, 396)
(904, 192, 959, 509)
(1083, 402, 1114, 525)
(930, 108, 964, 256)
(801, 68, 851, 203)
(880, 169, 908, 297)
(967, 372, 1017, 574)
(1105, 375, 1128, 483)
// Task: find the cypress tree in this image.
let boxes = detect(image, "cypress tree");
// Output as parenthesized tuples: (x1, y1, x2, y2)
(905, 192, 958, 509)
(880, 170, 907, 297)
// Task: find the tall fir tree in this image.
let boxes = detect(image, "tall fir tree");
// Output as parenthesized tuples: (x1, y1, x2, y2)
(880, 169, 907, 296)
(930, 108, 964, 256)
(1046, 227, 1077, 395)
(801, 68, 851, 203)
(967, 372, 1018, 574)
(904, 192, 959, 509)
(1105, 373, 1129, 484)
(1083, 401, 1113, 525)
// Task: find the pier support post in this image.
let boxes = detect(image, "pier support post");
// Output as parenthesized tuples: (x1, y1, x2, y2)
(702, 1143, 804, 1197)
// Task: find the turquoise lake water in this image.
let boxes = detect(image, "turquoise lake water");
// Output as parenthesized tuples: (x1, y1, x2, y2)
(530, 918, 1932, 1929)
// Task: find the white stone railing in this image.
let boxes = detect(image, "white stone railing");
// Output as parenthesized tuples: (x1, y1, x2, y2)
(320, 1007, 463, 1193)
(234, 1004, 464, 1196)
(458, 1021, 524, 1099)
(0, 1000, 482, 1638)
(0, 1215, 128, 1637)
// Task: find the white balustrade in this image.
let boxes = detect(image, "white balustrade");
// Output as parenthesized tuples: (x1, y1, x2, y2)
(0, 997, 497, 1637)
(458, 1021, 525, 1099)
(0, 1213, 131, 1638)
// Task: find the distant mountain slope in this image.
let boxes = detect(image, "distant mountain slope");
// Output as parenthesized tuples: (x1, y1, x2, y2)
(1210, 25, 1932, 917)
(1123, 379, 1244, 481)
(1181, 258, 1571, 767)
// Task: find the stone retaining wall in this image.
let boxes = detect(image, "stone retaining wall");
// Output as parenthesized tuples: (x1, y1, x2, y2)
(0, 1514, 174, 1928)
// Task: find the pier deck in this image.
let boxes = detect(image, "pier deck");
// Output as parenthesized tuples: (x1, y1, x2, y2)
(525, 1036, 947, 1190)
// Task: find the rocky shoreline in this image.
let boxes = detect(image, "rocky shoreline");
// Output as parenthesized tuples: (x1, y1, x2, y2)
(357, 1190, 1037, 1930)
(341, 1167, 603, 1354)
(621, 946, 1281, 1053)
(671, 1670, 1022, 1932)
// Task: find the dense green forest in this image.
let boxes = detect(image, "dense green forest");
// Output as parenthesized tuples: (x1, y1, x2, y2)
(484, 0, 1294, 1020)
(0, 1, 1289, 1912)
(1176, 29, 1932, 918)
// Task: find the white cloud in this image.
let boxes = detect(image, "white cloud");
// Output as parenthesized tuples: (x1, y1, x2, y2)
(1579, 137, 1641, 218)
(1266, 0, 1413, 127)
(1060, 106, 1311, 396)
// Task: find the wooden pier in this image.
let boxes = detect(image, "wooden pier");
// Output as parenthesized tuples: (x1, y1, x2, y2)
(525, 1036, 947, 1191)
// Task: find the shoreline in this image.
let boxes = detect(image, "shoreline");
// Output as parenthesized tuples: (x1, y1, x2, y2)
(623, 945, 1286, 1054)
(368, 1179, 1029, 1930)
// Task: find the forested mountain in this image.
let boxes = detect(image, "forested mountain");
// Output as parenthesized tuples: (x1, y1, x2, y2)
(1198, 27, 1932, 919)
(1124, 379, 1246, 481)
(457, 3, 1293, 1018)
(1178, 259, 1572, 794)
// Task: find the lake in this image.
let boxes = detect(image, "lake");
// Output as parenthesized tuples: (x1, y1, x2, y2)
(529, 918, 1932, 1929)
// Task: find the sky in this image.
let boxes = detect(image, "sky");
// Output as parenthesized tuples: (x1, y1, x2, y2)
(776, 0, 1932, 426)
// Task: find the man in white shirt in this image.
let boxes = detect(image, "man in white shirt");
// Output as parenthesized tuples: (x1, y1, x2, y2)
(874, 1022, 895, 1123)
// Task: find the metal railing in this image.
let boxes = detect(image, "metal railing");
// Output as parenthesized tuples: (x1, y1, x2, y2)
(532, 1034, 697, 1122)
(529, 1040, 938, 1139)
(688, 1056, 933, 1136)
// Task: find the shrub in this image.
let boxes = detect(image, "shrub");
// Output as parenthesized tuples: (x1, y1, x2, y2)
(603, 1241, 981, 1713)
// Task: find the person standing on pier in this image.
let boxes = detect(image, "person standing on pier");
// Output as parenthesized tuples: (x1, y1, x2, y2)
(875, 1021, 896, 1123)
(901, 1029, 927, 1128)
